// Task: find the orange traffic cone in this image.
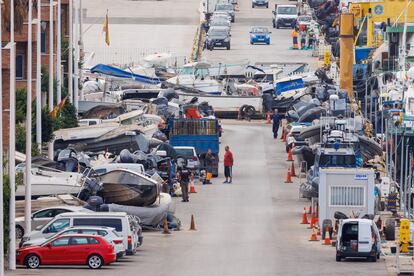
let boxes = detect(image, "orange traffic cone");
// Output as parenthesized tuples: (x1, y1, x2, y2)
(290, 161, 296, 177)
(266, 112, 271, 124)
(162, 217, 171, 234)
(309, 226, 319, 241)
(308, 205, 312, 215)
(286, 148, 293, 161)
(284, 167, 293, 183)
(189, 214, 197, 231)
(323, 227, 331, 245)
(282, 128, 287, 142)
(300, 207, 309, 224)
(317, 224, 321, 236)
(280, 126, 285, 140)
(189, 181, 197, 193)
(308, 212, 315, 229)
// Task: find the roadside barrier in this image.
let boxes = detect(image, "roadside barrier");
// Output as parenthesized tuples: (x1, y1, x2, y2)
(301, 207, 309, 224)
(189, 181, 197, 193)
(162, 217, 171, 234)
(309, 226, 319, 241)
(286, 147, 293, 161)
(323, 227, 332, 245)
(290, 161, 296, 177)
(189, 214, 197, 231)
(284, 167, 293, 183)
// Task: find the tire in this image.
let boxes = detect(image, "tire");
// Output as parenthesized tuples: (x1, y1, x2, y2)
(87, 254, 103, 269)
(384, 218, 395, 241)
(250, 40, 253, 45)
(25, 254, 40, 269)
(266, 3, 268, 8)
(252, 4, 254, 8)
(227, 43, 231, 50)
(266, 40, 270, 45)
(336, 255, 341, 262)
(16, 225, 24, 239)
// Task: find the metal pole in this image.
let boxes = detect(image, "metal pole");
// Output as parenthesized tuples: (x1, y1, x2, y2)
(405, 143, 409, 216)
(0, 3, 4, 275)
(9, 0, 16, 269)
(400, 133, 404, 213)
(374, 97, 378, 134)
(395, 125, 398, 181)
(49, 0, 54, 111)
(74, 0, 79, 111)
(56, 0, 62, 103)
(36, 0, 42, 152)
(365, 78, 368, 117)
(48, 0, 54, 160)
(79, 0, 83, 100)
(385, 119, 389, 176)
(68, 0, 73, 103)
(25, 0, 33, 236)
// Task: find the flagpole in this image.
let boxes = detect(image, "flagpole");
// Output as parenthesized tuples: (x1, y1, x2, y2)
(25, 0, 33, 237)
(0, 2, 4, 275)
(56, 0, 61, 103)
(36, 0, 42, 151)
(48, 0, 54, 160)
(68, 0, 73, 104)
(9, 0, 17, 270)
(74, 0, 79, 111)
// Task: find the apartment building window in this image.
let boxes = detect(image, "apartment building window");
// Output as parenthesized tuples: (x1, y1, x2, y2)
(16, 54, 24, 80)
(41, 21, 47, 53)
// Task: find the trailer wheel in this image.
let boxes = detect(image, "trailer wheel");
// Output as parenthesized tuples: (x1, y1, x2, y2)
(384, 218, 395, 241)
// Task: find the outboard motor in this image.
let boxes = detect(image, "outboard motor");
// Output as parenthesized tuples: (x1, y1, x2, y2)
(84, 196, 109, 212)
(119, 149, 138, 163)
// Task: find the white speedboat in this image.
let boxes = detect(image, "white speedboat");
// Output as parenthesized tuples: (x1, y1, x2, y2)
(166, 62, 223, 95)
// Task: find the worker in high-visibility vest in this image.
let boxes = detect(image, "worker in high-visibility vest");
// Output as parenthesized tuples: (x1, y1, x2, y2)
(292, 28, 298, 50)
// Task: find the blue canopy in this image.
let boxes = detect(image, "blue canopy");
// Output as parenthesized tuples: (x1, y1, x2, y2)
(90, 64, 161, 85)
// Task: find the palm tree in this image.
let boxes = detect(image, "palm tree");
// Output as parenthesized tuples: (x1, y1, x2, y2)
(2, 0, 38, 33)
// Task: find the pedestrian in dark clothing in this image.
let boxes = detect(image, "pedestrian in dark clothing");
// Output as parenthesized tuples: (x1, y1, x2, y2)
(177, 162, 192, 202)
(223, 146, 234, 184)
(204, 149, 215, 184)
(272, 109, 281, 139)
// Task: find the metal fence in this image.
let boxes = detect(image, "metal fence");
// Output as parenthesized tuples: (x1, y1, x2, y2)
(85, 47, 188, 67)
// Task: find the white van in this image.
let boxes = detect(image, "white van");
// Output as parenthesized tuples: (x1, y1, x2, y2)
(23, 212, 134, 255)
(336, 219, 381, 262)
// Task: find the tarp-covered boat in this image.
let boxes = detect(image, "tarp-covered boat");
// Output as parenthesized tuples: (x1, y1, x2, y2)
(99, 169, 159, 206)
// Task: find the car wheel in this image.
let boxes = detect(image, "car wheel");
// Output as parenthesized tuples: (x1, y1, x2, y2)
(252, 4, 254, 8)
(250, 40, 253, 45)
(227, 43, 231, 50)
(88, 254, 103, 269)
(267, 40, 270, 45)
(16, 225, 24, 239)
(266, 3, 268, 8)
(335, 255, 341, 262)
(25, 254, 40, 269)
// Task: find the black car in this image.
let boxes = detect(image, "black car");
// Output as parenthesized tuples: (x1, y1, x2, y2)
(252, 0, 268, 8)
(205, 27, 231, 50)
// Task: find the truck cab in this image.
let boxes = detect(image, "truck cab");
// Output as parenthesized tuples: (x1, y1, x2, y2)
(272, 4, 298, 29)
(336, 219, 381, 262)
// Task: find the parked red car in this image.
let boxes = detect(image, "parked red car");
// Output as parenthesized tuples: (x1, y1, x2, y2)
(16, 234, 116, 269)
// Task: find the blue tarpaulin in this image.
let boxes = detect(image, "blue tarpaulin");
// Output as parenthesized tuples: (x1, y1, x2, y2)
(90, 64, 161, 85)
(274, 78, 304, 95)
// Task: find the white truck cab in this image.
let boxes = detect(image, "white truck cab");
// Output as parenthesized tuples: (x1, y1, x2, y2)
(336, 219, 381, 262)
(272, 4, 298, 29)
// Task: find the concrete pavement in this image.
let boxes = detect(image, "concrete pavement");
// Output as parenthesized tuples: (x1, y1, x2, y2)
(7, 121, 389, 275)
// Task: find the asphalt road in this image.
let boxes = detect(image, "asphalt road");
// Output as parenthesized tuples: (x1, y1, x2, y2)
(7, 121, 389, 276)
(203, 0, 316, 65)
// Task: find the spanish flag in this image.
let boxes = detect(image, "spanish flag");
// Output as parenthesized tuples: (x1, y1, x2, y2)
(50, 96, 68, 119)
(103, 11, 110, 46)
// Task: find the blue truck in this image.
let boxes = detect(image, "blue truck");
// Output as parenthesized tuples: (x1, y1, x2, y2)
(168, 118, 220, 176)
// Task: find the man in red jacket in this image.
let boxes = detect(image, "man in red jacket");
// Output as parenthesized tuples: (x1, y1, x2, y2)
(223, 146, 234, 184)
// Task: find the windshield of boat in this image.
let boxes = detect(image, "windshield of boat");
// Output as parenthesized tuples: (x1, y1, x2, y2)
(251, 27, 269, 33)
(175, 148, 195, 159)
(216, 4, 233, 11)
(299, 15, 311, 22)
(319, 154, 355, 167)
(277, 6, 297, 15)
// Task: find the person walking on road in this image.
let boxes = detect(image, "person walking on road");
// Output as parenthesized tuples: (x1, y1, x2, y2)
(204, 149, 215, 184)
(272, 109, 281, 139)
(223, 146, 234, 184)
(177, 159, 192, 202)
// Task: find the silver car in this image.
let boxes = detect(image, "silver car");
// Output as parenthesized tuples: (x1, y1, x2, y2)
(15, 206, 89, 239)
